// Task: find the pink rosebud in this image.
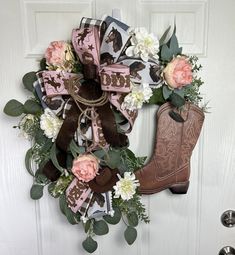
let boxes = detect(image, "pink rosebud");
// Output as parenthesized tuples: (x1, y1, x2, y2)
(71, 154, 99, 182)
(163, 56, 193, 89)
(45, 41, 75, 71)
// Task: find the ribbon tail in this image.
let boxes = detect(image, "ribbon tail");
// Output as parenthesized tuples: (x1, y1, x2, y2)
(56, 101, 81, 152)
(97, 103, 128, 147)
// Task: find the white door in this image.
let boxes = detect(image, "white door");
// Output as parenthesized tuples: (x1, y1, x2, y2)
(1, 0, 235, 254)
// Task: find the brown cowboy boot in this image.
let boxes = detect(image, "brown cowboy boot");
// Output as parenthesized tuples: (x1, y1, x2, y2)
(135, 102, 204, 194)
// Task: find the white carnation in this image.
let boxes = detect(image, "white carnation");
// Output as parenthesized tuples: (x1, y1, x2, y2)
(114, 172, 139, 201)
(122, 83, 153, 111)
(40, 108, 63, 141)
(126, 27, 159, 62)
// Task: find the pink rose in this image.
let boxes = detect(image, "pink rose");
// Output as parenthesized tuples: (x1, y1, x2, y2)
(71, 154, 99, 182)
(163, 56, 193, 89)
(45, 41, 75, 71)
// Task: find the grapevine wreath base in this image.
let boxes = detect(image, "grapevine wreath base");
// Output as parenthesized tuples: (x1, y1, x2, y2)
(4, 15, 205, 253)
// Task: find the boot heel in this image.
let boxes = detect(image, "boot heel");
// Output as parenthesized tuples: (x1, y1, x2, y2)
(169, 181, 189, 194)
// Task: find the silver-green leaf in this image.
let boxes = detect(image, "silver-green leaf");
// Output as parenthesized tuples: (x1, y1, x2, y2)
(30, 184, 44, 200)
(22, 72, 37, 92)
(3, 99, 24, 116)
(24, 99, 41, 114)
(82, 237, 98, 253)
(93, 220, 109, 235)
(124, 226, 137, 245)
(103, 207, 121, 225)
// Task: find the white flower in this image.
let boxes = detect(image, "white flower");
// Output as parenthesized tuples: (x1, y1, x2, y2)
(126, 27, 159, 62)
(113, 172, 140, 201)
(19, 114, 35, 140)
(40, 108, 63, 141)
(122, 82, 153, 111)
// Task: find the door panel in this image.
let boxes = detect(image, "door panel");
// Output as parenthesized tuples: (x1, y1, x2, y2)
(1, 0, 235, 254)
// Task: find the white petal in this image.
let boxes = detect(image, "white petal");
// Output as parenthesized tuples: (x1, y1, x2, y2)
(125, 46, 135, 57)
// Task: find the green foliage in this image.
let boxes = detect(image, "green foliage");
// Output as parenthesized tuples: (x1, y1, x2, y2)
(50, 144, 65, 173)
(40, 58, 47, 70)
(103, 207, 121, 225)
(82, 237, 98, 253)
(69, 140, 85, 158)
(35, 169, 50, 185)
(124, 226, 137, 245)
(59, 193, 80, 224)
(59, 193, 67, 215)
(4, 99, 24, 116)
(148, 87, 165, 105)
(93, 220, 109, 236)
(119, 149, 146, 173)
(22, 72, 37, 92)
(48, 175, 73, 198)
(160, 32, 182, 62)
(25, 148, 34, 177)
(113, 194, 149, 224)
(163, 85, 173, 100)
(84, 220, 92, 233)
(127, 211, 139, 227)
(184, 79, 203, 105)
(65, 206, 81, 225)
(159, 26, 171, 46)
(31, 136, 52, 166)
(169, 93, 185, 107)
(30, 184, 44, 200)
(105, 149, 121, 169)
(24, 99, 42, 114)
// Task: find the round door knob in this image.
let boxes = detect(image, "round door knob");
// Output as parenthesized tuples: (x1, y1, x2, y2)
(221, 210, 235, 227)
(219, 246, 235, 255)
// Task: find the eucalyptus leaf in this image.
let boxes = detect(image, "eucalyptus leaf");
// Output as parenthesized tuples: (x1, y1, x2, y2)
(148, 88, 165, 105)
(124, 226, 137, 245)
(127, 212, 139, 227)
(24, 99, 41, 114)
(66, 153, 73, 170)
(22, 72, 37, 92)
(105, 150, 121, 169)
(48, 182, 58, 198)
(69, 140, 85, 155)
(40, 58, 47, 70)
(93, 220, 109, 235)
(169, 33, 180, 56)
(163, 85, 173, 100)
(50, 144, 64, 173)
(65, 206, 79, 225)
(82, 237, 98, 253)
(30, 184, 44, 200)
(161, 44, 173, 62)
(169, 110, 185, 123)
(170, 93, 185, 107)
(103, 207, 121, 225)
(35, 172, 49, 185)
(34, 129, 47, 145)
(3, 99, 24, 116)
(25, 148, 34, 176)
(59, 193, 67, 215)
(174, 88, 185, 98)
(84, 220, 91, 233)
(159, 26, 171, 46)
(93, 149, 106, 159)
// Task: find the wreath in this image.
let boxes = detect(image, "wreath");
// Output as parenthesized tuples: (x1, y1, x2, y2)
(3, 15, 205, 253)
